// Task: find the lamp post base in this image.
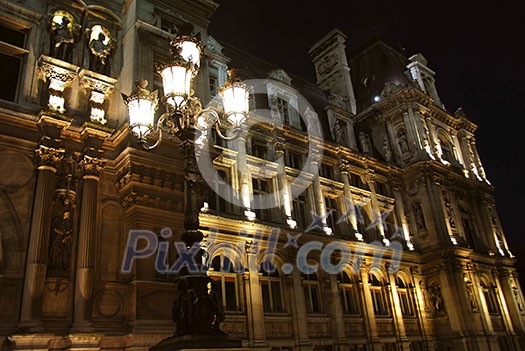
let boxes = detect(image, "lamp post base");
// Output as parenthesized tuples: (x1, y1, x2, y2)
(150, 334, 242, 351)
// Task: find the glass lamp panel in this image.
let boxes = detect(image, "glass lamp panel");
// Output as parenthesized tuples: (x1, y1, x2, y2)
(180, 40, 201, 66)
(161, 65, 191, 106)
(128, 98, 155, 135)
(221, 85, 249, 126)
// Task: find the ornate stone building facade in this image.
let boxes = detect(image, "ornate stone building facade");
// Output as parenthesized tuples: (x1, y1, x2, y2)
(0, 0, 523, 351)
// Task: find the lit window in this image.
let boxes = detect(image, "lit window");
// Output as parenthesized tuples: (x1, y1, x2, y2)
(339, 271, 359, 315)
(208, 255, 240, 312)
(252, 177, 273, 221)
(292, 193, 308, 229)
(369, 273, 389, 316)
(303, 272, 322, 313)
(396, 277, 415, 316)
(324, 196, 340, 235)
(481, 280, 499, 315)
(260, 262, 284, 313)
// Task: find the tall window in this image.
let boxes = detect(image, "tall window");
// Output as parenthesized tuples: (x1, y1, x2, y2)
(369, 273, 389, 316)
(339, 271, 359, 315)
(303, 272, 322, 313)
(209, 255, 240, 312)
(481, 280, 499, 314)
(252, 177, 273, 221)
(250, 139, 268, 159)
(320, 163, 334, 179)
(0, 23, 27, 102)
(396, 277, 415, 316)
(209, 66, 219, 97)
(286, 151, 303, 169)
(324, 196, 340, 235)
(208, 169, 231, 213)
(276, 97, 290, 125)
(292, 193, 308, 229)
(260, 262, 284, 313)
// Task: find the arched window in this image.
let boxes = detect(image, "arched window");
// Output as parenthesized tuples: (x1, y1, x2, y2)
(481, 279, 500, 315)
(303, 272, 322, 313)
(369, 273, 389, 316)
(260, 261, 284, 313)
(396, 276, 415, 316)
(339, 271, 359, 315)
(208, 255, 240, 311)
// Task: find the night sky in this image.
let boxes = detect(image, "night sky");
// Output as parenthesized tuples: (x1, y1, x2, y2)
(208, 1, 525, 276)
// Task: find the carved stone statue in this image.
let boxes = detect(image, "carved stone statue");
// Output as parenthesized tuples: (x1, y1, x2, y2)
(429, 285, 445, 314)
(382, 137, 392, 163)
(48, 210, 73, 272)
(397, 129, 410, 156)
(414, 203, 426, 231)
(50, 15, 77, 62)
(89, 31, 114, 75)
(359, 132, 371, 154)
(332, 119, 347, 146)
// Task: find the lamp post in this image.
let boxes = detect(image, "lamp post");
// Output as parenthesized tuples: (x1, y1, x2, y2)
(122, 33, 249, 350)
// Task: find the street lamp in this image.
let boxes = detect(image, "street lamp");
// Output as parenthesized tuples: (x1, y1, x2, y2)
(122, 35, 249, 150)
(122, 33, 249, 347)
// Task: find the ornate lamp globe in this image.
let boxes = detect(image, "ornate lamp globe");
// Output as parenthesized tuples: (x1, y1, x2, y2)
(121, 80, 158, 139)
(219, 69, 250, 128)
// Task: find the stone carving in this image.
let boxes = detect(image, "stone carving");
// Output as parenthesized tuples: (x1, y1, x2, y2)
(318, 53, 337, 76)
(428, 285, 445, 314)
(413, 203, 426, 231)
(359, 132, 371, 154)
(80, 156, 106, 178)
(382, 137, 392, 163)
(464, 278, 478, 311)
(397, 128, 410, 157)
(442, 191, 456, 229)
(36, 146, 65, 169)
(48, 204, 73, 273)
(49, 13, 79, 62)
(172, 276, 225, 336)
(332, 119, 347, 146)
(88, 28, 115, 75)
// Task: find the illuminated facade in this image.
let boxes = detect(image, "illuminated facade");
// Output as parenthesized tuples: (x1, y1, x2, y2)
(0, 0, 524, 351)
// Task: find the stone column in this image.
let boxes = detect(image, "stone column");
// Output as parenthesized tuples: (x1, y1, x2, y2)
(245, 241, 267, 347)
(328, 274, 347, 345)
(235, 136, 254, 219)
(274, 137, 295, 227)
(360, 267, 381, 351)
(20, 146, 64, 328)
(338, 159, 360, 241)
(391, 183, 414, 250)
(496, 269, 524, 335)
(290, 267, 312, 351)
(387, 271, 409, 351)
(310, 150, 329, 234)
(72, 156, 105, 329)
(364, 170, 387, 245)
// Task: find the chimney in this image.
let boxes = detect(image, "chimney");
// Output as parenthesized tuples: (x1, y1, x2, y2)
(309, 29, 357, 114)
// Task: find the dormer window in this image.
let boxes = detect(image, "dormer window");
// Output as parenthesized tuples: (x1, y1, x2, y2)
(276, 97, 290, 124)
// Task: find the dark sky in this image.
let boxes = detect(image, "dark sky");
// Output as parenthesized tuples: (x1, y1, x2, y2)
(208, 1, 525, 272)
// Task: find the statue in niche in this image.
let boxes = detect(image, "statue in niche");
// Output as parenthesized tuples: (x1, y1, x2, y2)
(88, 30, 114, 75)
(50, 14, 78, 62)
(382, 137, 392, 163)
(465, 280, 478, 311)
(332, 119, 347, 146)
(397, 129, 410, 156)
(359, 132, 371, 154)
(442, 192, 456, 229)
(429, 285, 445, 314)
(413, 203, 426, 231)
(48, 208, 73, 273)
